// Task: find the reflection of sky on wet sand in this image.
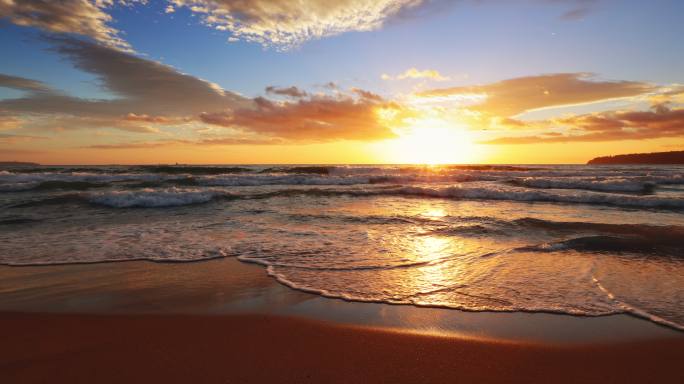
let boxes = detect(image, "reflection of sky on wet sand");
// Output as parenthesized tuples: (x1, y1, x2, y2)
(0, 257, 679, 344)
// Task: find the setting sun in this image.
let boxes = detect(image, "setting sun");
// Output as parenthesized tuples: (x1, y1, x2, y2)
(382, 120, 481, 164)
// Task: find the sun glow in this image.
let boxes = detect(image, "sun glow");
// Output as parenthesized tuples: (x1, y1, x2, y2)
(384, 119, 480, 164)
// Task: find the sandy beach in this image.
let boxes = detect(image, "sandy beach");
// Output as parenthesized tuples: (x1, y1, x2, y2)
(1, 247, 683, 383)
(2, 311, 683, 384)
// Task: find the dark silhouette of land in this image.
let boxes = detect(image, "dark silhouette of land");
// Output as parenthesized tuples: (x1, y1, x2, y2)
(588, 151, 684, 165)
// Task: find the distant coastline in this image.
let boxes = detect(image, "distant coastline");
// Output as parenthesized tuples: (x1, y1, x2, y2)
(588, 151, 684, 165)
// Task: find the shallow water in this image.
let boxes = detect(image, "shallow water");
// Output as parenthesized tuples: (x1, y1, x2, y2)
(1, 164, 683, 330)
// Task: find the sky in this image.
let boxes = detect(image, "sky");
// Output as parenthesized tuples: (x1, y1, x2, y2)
(1, 0, 683, 164)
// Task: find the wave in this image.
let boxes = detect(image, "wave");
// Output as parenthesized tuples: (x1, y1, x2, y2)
(33, 180, 106, 191)
(8, 183, 684, 209)
(260, 166, 332, 174)
(3, 165, 684, 195)
(138, 165, 253, 175)
(382, 185, 684, 209)
(513, 217, 684, 238)
(519, 235, 684, 257)
(508, 177, 656, 193)
(88, 188, 236, 208)
(420, 217, 684, 244)
(10, 195, 85, 208)
(0, 249, 228, 266)
(0, 216, 41, 225)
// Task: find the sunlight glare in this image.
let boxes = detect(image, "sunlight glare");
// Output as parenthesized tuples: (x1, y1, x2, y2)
(390, 120, 478, 164)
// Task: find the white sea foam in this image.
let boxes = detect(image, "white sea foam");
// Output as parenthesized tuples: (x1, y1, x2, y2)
(380, 184, 684, 209)
(89, 188, 226, 208)
(511, 177, 655, 192)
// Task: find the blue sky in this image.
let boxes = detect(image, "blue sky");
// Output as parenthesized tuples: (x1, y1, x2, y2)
(1, 0, 683, 164)
(3, 0, 683, 99)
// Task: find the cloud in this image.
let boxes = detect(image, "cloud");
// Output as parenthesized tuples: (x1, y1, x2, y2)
(0, 74, 52, 92)
(0, 148, 45, 157)
(0, 114, 23, 131)
(350, 88, 384, 102)
(200, 93, 403, 141)
(85, 136, 285, 149)
(483, 103, 684, 144)
(543, 0, 599, 20)
(0, 36, 249, 123)
(419, 73, 654, 116)
(28, 115, 165, 134)
(399, 68, 450, 81)
(168, 0, 427, 50)
(1, 37, 405, 143)
(560, 7, 591, 20)
(123, 113, 188, 124)
(0, 133, 46, 143)
(265, 86, 308, 98)
(382, 67, 450, 81)
(0, 0, 137, 51)
(1, 0, 602, 53)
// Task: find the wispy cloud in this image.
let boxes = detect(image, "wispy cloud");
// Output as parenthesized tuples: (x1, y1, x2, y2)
(419, 73, 654, 116)
(265, 86, 308, 98)
(382, 67, 450, 81)
(0, 74, 52, 92)
(0, 133, 46, 143)
(84, 136, 286, 149)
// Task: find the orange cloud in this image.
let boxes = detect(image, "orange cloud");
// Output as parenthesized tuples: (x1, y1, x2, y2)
(85, 137, 285, 149)
(484, 104, 684, 144)
(420, 73, 654, 116)
(0, 133, 46, 143)
(201, 93, 401, 141)
(123, 113, 187, 124)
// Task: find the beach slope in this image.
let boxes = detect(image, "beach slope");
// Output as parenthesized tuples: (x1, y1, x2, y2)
(1, 312, 682, 384)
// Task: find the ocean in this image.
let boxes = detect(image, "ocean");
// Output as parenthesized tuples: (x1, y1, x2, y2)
(1, 164, 683, 330)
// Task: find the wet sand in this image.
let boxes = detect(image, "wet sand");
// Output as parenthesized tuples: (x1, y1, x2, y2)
(2, 259, 683, 383)
(1, 258, 682, 343)
(2, 311, 683, 384)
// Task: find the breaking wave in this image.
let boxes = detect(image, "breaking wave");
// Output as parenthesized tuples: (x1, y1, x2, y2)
(520, 235, 684, 257)
(7, 183, 684, 209)
(88, 188, 235, 208)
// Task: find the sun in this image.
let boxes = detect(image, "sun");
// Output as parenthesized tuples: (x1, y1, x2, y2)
(387, 122, 479, 164)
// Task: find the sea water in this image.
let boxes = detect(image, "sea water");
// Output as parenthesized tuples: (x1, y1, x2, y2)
(1, 164, 682, 330)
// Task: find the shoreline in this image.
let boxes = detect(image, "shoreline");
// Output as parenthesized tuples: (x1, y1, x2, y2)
(1, 258, 682, 344)
(2, 311, 683, 384)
